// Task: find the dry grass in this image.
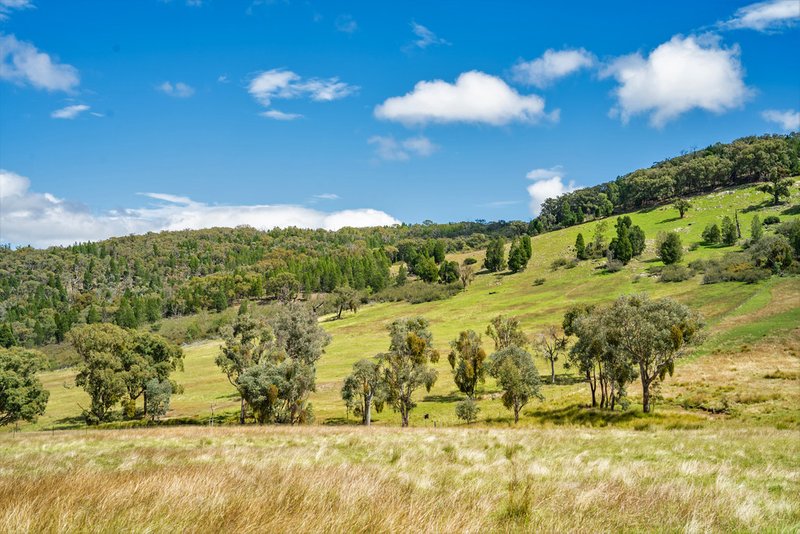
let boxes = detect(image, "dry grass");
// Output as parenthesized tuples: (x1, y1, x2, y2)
(1, 426, 798, 533)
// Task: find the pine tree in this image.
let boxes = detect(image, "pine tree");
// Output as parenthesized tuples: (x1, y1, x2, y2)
(575, 233, 587, 260)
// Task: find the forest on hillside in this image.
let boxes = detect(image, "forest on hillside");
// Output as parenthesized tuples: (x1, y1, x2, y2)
(0, 133, 797, 348)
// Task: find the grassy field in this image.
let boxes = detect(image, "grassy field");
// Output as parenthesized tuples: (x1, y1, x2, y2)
(23, 183, 800, 431)
(1, 426, 798, 532)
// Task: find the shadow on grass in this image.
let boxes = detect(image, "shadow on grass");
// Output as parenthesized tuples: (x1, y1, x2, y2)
(781, 204, 800, 216)
(658, 216, 682, 224)
(422, 393, 463, 403)
(322, 417, 361, 426)
(527, 405, 648, 426)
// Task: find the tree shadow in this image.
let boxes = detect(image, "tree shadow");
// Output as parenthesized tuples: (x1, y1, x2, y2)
(741, 201, 771, 213)
(552, 374, 585, 386)
(322, 417, 360, 426)
(658, 216, 682, 224)
(51, 415, 86, 430)
(781, 204, 800, 216)
(422, 393, 463, 403)
(527, 405, 645, 426)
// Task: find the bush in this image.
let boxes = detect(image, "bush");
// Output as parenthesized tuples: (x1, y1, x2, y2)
(702, 224, 721, 245)
(550, 257, 569, 270)
(463, 257, 478, 265)
(372, 281, 461, 304)
(605, 259, 624, 273)
(565, 259, 578, 269)
(702, 254, 770, 284)
(748, 234, 794, 273)
(660, 265, 693, 282)
(659, 232, 683, 265)
(455, 399, 480, 424)
(533, 278, 545, 286)
(763, 215, 781, 225)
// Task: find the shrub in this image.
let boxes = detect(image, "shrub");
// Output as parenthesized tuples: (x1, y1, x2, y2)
(565, 259, 579, 269)
(660, 265, 693, 282)
(702, 224, 721, 245)
(463, 257, 478, 265)
(702, 254, 770, 284)
(659, 232, 683, 265)
(455, 399, 480, 424)
(533, 278, 545, 286)
(605, 259, 624, 273)
(748, 234, 794, 273)
(550, 257, 569, 270)
(776, 219, 800, 258)
(372, 281, 461, 304)
(763, 215, 781, 225)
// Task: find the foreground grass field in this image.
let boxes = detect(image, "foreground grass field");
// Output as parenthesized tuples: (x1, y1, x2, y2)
(1, 426, 798, 532)
(27, 183, 800, 431)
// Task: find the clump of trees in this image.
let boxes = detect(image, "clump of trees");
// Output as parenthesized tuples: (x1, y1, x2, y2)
(0, 347, 49, 427)
(483, 237, 507, 272)
(222, 302, 331, 425)
(564, 295, 703, 413)
(69, 323, 184, 424)
(608, 216, 646, 265)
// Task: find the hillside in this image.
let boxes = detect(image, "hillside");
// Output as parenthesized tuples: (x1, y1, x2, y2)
(28, 182, 800, 431)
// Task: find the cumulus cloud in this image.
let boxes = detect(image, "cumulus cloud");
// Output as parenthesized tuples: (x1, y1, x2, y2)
(368, 135, 438, 161)
(512, 48, 595, 88)
(410, 22, 449, 49)
(0, 33, 79, 92)
(0, 170, 400, 248)
(720, 0, 800, 32)
(50, 104, 90, 119)
(248, 68, 357, 117)
(157, 81, 194, 98)
(601, 34, 750, 127)
(335, 14, 357, 33)
(762, 109, 800, 130)
(526, 166, 576, 216)
(375, 71, 554, 126)
(0, 0, 34, 20)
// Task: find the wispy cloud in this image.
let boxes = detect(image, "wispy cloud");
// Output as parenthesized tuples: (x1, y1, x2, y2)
(375, 71, 555, 126)
(0, 33, 79, 92)
(335, 14, 357, 33)
(51, 104, 90, 119)
(762, 109, 800, 130)
(512, 48, 595, 88)
(313, 193, 340, 200)
(719, 0, 800, 32)
(157, 81, 195, 98)
(260, 109, 303, 121)
(0, 0, 34, 20)
(1, 170, 400, 248)
(601, 34, 750, 127)
(368, 135, 438, 161)
(248, 68, 357, 117)
(409, 22, 449, 49)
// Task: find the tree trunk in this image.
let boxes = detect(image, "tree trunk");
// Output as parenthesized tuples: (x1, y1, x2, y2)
(143, 390, 148, 417)
(364, 395, 372, 426)
(588, 369, 597, 407)
(513, 403, 520, 424)
(401, 405, 409, 427)
(240, 396, 245, 424)
(550, 360, 556, 384)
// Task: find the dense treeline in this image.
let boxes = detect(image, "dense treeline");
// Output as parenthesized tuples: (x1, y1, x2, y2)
(0, 224, 522, 347)
(536, 134, 799, 230)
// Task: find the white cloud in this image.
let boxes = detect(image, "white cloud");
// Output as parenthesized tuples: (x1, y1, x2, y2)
(335, 14, 357, 33)
(526, 167, 576, 216)
(369, 135, 438, 161)
(512, 48, 595, 88)
(762, 109, 800, 130)
(601, 34, 750, 127)
(313, 193, 340, 200)
(0, 170, 400, 248)
(410, 22, 449, 49)
(260, 109, 303, 121)
(0, 33, 79, 92)
(157, 81, 194, 98)
(50, 104, 89, 119)
(217, 74, 229, 83)
(248, 68, 357, 117)
(0, 0, 33, 20)
(375, 70, 554, 126)
(720, 0, 800, 32)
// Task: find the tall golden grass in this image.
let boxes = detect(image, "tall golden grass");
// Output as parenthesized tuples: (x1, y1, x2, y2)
(1, 425, 798, 532)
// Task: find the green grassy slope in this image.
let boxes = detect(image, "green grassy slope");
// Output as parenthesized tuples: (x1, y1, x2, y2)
(28, 183, 800, 430)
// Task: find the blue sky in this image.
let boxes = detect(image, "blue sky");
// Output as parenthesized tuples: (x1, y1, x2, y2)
(1, 0, 799, 247)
